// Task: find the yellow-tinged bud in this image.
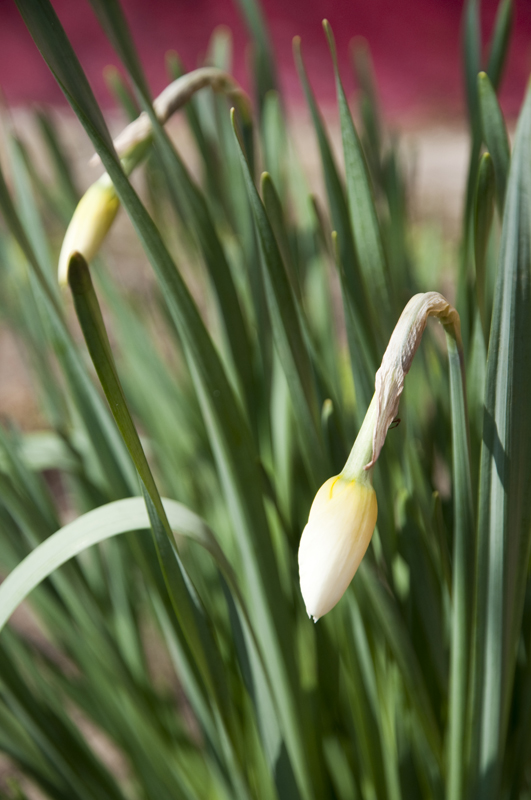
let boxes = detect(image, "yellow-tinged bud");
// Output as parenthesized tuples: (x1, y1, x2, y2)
(58, 176, 120, 286)
(298, 475, 377, 621)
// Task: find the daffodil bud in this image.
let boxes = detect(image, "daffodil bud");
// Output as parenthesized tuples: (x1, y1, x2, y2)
(299, 292, 461, 621)
(298, 474, 377, 621)
(58, 175, 120, 286)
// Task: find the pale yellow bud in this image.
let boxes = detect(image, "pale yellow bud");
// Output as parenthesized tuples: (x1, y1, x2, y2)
(298, 475, 377, 621)
(58, 176, 120, 286)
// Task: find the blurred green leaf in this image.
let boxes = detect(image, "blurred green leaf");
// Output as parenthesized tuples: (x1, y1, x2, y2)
(13, 0, 116, 156)
(323, 21, 391, 325)
(233, 118, 328, 488)
(359, 565, 443, 764)
(67, 253, 234, 731)
(87, 0, 151, 100)
(232, 0, 278, 112)
(350, 37, 383, 189)
(478, 72, 510, 214)
(486, 0, 513, 91)
(0, 495, 233, 634)
(471, 80, 531, 800)
(0, 159, 136, 499)
(446, 328, 475, 800)
(474, 152, 496, 342)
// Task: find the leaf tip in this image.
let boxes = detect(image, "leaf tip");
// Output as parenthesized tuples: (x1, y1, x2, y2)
(322, 20, 338, 67)
(67, 251, 91, 296)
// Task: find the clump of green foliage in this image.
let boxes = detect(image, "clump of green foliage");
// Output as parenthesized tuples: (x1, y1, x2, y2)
(0, 0, 529, 799)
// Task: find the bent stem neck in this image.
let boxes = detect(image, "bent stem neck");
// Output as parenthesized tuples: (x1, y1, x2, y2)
(342, 394, 377, 485)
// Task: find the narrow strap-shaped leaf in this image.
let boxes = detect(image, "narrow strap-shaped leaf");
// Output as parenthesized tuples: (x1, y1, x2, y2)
(232, 114, 328, 487)
(0, 489, 288, 800)
(462, 0, 482, 142)
(104, 65, 140, 120)
(87, 0, 151, 100)
(66, 253, 233, 729)
(350, 38, 383, 191)
(258, 179, 345, 458)
(15, 134, 71, 229)
(459, 0, 483, 351)
(323, 20, 391, 324)
(446, 331, 475, 800)
(485, 0, 513, 91)
(3, 234, 70, 430)
(261, 172, 300, 299)
(0, 161, 59, 313)
(150, 134, 258, 424)
(294, 37, 377, 420)
(165, 53, 225, 207)
(36, 109, 79, 211)
(0, 492, 251, 800)
(340, 642, 387, 799)
(261, 91, 288, 202)
(90, 0, 255, 182)
(0, 639, 128, 800)
(0, 428, 59, 536)
(81, 2, 257, 423)
(9, 134, 60, 311)
(0, 162, 136, 498)
(233, 0, 278, 113)
(344, 597, 390, 800)
(358, 565, 443, 764)
(474, 152, 496, 343)
(0, 735, 70, 800)
(13, 0, 116, 156)
(331, 232, 377, 418)
(15, 5, 313, 792)
(470, 80, 531, 800)
(478, 72, 510, 214)
(293, 37, 378, 362)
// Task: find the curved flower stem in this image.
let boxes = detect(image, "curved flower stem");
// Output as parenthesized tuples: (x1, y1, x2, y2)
(91, 67, 252, 165)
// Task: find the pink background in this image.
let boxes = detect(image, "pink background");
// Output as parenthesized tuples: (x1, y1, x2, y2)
(1, 0, 530, 121)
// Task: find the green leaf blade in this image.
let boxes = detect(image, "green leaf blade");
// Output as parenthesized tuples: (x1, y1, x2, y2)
(478, 72, 511, 213)
(323, 20, 391, 327)
(471, 79, 531, 800)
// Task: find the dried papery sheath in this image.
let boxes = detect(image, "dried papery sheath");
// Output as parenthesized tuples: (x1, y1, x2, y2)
(91, 67, 251, 164)
(366, 291, 461, 469)
(299, 291, 461, 620)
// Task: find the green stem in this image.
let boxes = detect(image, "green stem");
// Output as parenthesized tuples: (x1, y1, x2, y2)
(342, 394, 377, 484)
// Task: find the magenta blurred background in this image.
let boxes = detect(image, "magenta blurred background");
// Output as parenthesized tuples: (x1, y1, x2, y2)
(1, 0, 530, 122)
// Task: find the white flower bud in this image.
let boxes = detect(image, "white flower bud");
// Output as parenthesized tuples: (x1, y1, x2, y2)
(298, 475, 377, 621)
